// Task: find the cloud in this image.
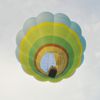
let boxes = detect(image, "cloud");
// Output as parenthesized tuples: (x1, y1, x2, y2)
(0, 0, 100, 100)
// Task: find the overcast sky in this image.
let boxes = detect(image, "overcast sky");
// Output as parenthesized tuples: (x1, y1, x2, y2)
(0, 0, 100, 100)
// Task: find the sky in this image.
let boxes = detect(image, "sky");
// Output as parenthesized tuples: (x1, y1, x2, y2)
(0, 0, 100, 100)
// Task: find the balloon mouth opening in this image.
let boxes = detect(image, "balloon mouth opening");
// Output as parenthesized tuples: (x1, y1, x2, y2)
(35, 44, 69, 76)
(48, 67, 57, 78)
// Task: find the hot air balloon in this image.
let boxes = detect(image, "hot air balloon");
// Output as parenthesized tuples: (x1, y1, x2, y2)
(16, 12, 86, 82)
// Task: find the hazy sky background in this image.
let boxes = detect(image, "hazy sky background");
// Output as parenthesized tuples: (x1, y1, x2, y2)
(0, 0, 100, 100)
